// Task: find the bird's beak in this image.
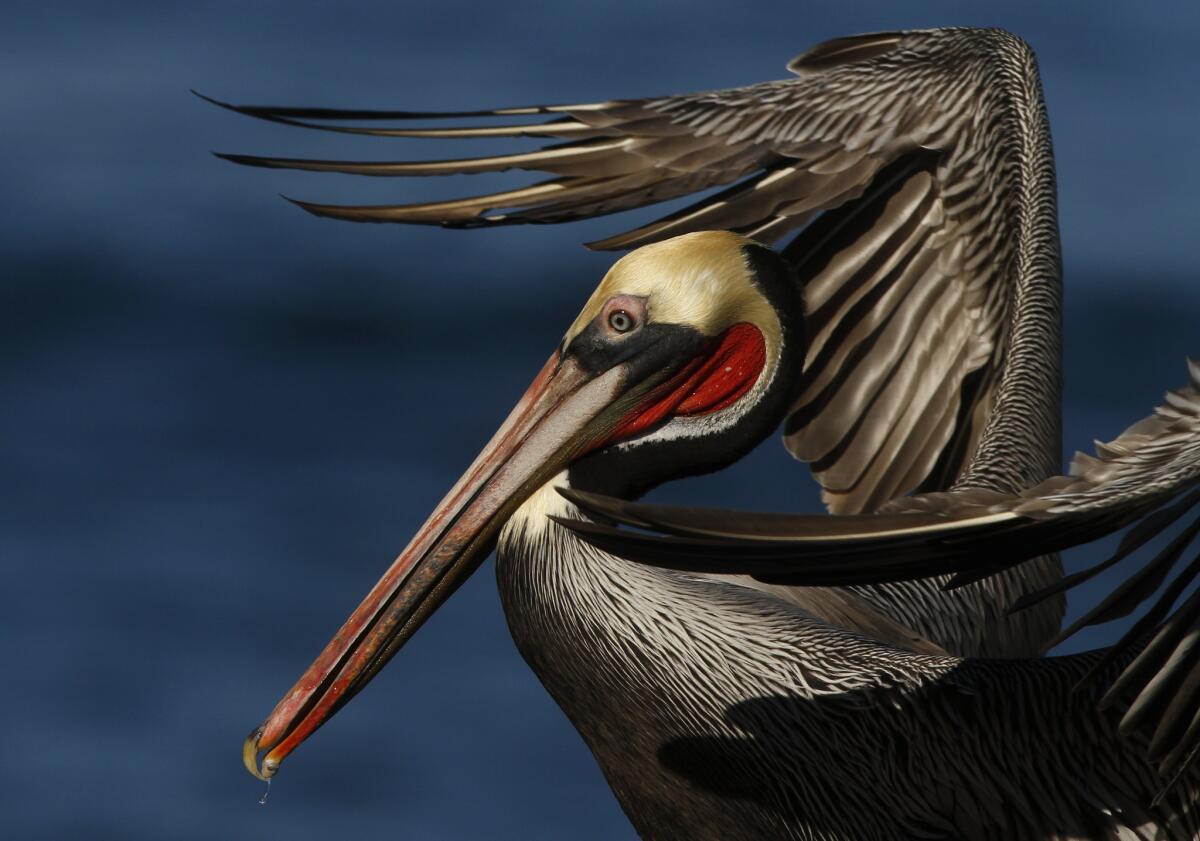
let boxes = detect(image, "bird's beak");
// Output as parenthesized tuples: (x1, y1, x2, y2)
(243, 348, 632, 780)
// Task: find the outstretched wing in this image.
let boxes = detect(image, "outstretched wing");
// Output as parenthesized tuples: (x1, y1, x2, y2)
(207, 27, 1055, 514)
(559, 361, 1200, 785)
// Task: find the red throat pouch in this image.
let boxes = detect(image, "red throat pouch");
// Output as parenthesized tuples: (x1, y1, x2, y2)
(603, 322, 766, 446)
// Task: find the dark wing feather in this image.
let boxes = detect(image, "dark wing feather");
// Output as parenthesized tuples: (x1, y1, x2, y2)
(780, 152, 1002, 514)
(560, 362, 1200, 783)
(208, 28, 1044, 514)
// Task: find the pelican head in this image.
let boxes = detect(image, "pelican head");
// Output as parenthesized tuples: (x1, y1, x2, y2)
(243, 230, 805, 779)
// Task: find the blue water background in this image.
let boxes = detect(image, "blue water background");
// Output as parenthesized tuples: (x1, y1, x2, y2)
(4, 2, 1200, 838)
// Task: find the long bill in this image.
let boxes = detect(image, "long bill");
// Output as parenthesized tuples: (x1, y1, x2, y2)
(243, 349, 631, 780)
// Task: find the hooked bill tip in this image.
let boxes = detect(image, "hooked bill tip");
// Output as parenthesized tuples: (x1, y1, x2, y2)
(243, 725, 276, 781)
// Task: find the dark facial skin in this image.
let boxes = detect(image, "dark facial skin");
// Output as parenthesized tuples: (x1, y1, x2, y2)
(566, 243, 806, 500)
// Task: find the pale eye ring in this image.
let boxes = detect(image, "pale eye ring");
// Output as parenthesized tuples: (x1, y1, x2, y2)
(608, 309, 636, 333)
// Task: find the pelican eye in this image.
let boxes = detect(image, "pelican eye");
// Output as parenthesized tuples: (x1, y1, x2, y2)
(608, 309, 636, 333)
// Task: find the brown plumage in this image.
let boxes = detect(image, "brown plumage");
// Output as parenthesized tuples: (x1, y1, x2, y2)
(563, 360, 1200, 786)
(210, 27, 1067, 661)
(217, 26, 1200, 839)
(205, 27, 1060, 521)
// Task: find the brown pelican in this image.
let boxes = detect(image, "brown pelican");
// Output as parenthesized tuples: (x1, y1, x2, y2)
(216, 28, 1200, 839)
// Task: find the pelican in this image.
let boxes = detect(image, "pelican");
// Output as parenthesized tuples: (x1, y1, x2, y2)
(217, 28, 1200, 839)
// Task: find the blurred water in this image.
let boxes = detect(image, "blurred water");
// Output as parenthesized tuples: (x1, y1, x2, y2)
(3, 2, 1200, 839)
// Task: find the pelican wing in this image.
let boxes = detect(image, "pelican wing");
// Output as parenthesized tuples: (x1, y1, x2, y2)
(560, 361, 1200, 783)
(208, 28, 1049, 514)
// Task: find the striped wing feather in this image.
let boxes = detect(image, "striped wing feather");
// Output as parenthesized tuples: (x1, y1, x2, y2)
(560, 362, 1200, 784)
(208, 28, 1035, 515)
